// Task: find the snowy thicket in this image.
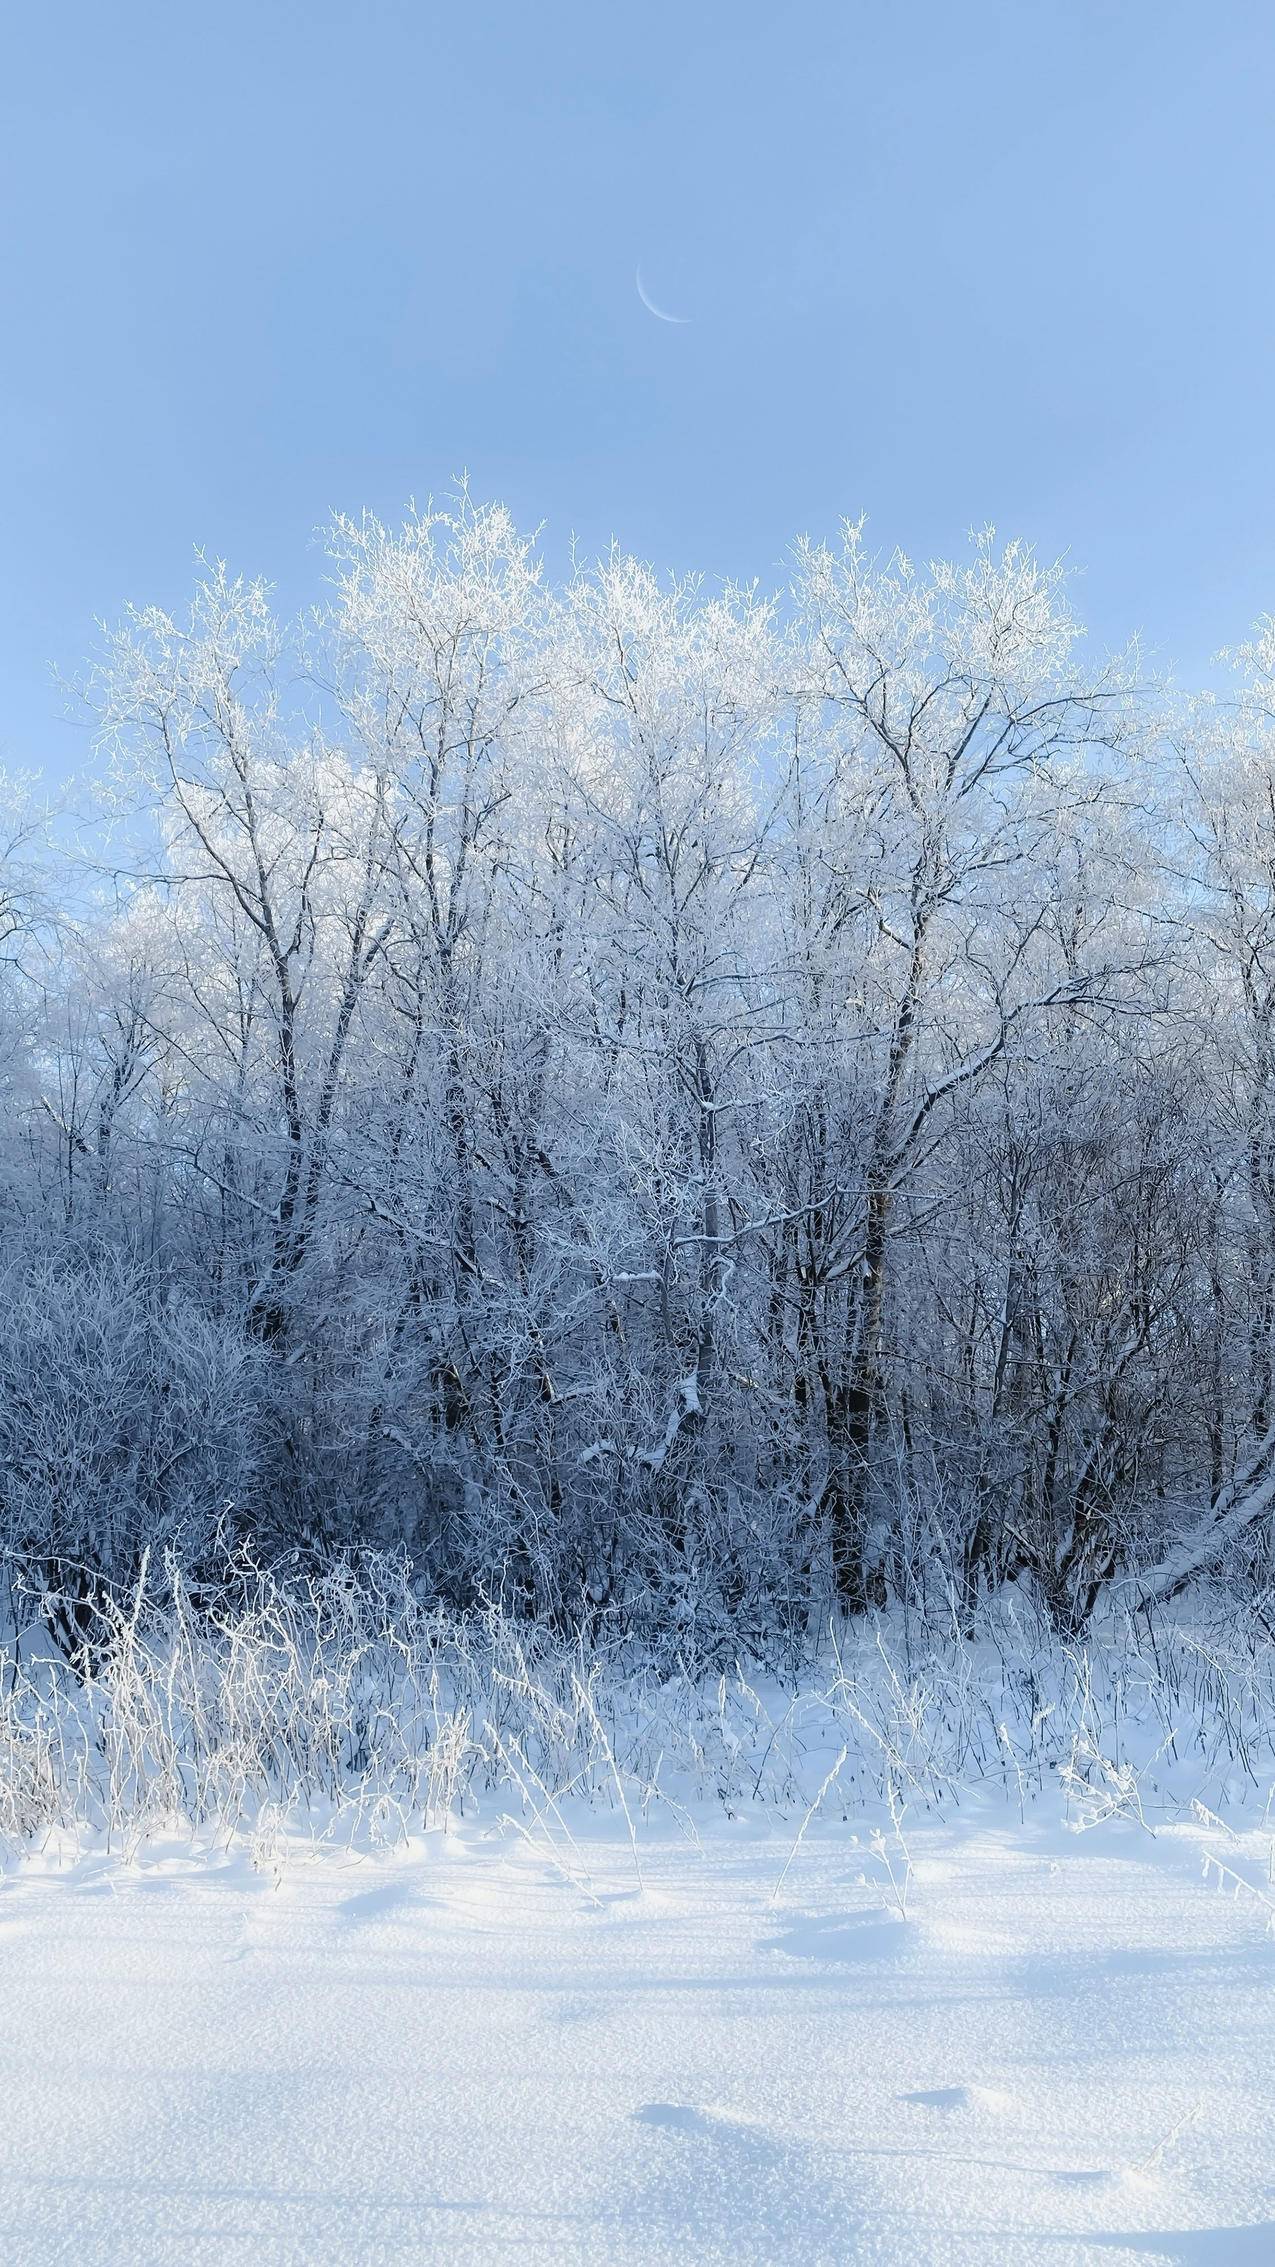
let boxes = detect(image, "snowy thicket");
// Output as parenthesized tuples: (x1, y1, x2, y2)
(6, 499, 1275, 1647)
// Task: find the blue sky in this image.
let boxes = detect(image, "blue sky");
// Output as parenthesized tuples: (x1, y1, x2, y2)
(4, 1, 1275, 777)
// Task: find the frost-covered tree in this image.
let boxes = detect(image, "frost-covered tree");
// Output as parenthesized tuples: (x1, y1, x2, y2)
(9, 503, 1275, 1643)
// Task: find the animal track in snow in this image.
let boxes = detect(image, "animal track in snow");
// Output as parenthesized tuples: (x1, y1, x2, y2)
(336, 1877, 421, 1924)
(762, 1907, 913, 1964)
(633, 2103, 782, 2162)
(902, 2083, 1012, 2114)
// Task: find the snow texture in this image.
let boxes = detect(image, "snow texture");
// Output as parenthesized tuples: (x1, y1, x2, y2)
(2, 1804, 1273, 2263)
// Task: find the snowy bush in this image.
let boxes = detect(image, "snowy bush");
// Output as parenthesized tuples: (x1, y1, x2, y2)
(0, 1252, 264, 1652)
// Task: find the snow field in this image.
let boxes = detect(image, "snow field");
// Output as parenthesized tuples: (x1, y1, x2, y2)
(2, 1800, 1274, 2265)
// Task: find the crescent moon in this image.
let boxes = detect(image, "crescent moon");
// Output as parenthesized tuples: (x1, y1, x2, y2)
(635, 265, 690, 325)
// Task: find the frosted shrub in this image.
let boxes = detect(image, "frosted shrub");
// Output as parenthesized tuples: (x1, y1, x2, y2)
(0, 1252, 265, 1657)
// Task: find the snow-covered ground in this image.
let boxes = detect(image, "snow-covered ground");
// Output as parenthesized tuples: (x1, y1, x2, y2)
(2, 1801, 1274, 2264)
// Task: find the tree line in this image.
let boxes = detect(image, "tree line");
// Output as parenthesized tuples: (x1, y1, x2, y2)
(3, 496, 1274, 1648)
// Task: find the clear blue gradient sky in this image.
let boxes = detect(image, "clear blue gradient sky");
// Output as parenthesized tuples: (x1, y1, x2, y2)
(3, 1, 1275, 776)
